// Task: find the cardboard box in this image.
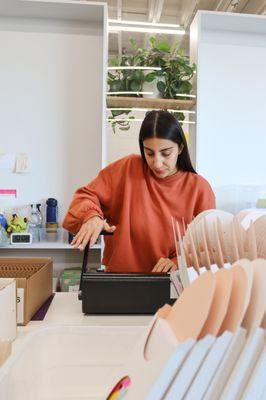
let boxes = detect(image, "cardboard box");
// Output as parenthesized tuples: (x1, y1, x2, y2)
(0, 278, 17, 340)
(0, 258, 53, 325)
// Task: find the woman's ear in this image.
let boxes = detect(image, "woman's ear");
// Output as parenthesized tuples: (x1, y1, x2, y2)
(178, 144, 184, 155)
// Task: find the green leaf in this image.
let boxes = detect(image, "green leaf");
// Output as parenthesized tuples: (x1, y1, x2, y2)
(111, 110, 127, 117)
(156, 42, 170, 52)
(132, 70, 144, 82)
(111, 123, 116, 134)
(145, 72, 156, 83)
(129, 38, 137, 49)
(107, 72, 116, 81)
(171, 81, 181, 92)
(157, 80, 166, 93)
(108, 80, 122, 92)
(130, 80, 142, 91)
(178, 81, 192, 93)
(108, 57, 119, 67)
(149, 36, 156, 46)
(119, 125, 130, 131)
(175, 112, 185, 121)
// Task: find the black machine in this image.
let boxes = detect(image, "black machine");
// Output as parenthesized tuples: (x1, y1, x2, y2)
(79, 232, 175, 314)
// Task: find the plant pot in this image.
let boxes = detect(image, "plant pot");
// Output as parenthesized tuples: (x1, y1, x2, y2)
(142, 71, 162, 99)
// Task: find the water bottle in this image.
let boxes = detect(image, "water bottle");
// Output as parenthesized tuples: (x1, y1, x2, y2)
(46, 198, 58, 224)
(29, 203, 43, 242)
(0, 210, 8, 230)
(0, 222, 8, 247)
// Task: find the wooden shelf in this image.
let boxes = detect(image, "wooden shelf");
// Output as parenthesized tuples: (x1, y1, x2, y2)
(106, 96, 196, 110)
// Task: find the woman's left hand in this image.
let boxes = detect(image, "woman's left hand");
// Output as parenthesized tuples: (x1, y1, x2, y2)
(152, 257, 177, 273)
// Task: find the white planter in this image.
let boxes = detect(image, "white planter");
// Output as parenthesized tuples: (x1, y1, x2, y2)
(142, 71, 163, 99)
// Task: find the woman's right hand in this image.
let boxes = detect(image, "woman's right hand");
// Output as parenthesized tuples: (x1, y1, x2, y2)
(71, 216, 116, 251)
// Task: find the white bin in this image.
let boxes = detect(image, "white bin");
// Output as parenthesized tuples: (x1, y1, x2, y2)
(0, 325, 143, 400)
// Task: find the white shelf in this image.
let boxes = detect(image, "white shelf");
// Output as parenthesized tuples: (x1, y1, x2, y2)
(2, 243, 101, 250)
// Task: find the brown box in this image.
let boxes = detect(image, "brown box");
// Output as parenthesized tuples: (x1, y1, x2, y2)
(0, 258, 53, 325)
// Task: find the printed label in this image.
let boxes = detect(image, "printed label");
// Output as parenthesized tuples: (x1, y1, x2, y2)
(68, 285, 79, 292)
(16, 288, 24, 324)
(170, 282, 179, 299)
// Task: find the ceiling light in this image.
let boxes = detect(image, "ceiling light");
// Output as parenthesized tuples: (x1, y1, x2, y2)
(109, 25, 185, 35)
(108, 19, 181, 28)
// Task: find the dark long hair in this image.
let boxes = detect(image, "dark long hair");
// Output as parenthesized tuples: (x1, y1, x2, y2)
(139, 110, 196, 173)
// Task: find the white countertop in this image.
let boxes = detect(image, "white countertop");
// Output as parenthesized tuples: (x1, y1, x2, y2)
(14, 292, 152, 351)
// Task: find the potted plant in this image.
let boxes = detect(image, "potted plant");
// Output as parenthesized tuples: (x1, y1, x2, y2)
(107, 37, 196, 133)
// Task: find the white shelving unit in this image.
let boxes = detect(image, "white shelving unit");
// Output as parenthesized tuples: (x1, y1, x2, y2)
(0, 0, 107, 220)
(0, 0, 107, 274)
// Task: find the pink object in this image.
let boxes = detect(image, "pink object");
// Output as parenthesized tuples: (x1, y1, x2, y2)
(218, 265, 248, 334)
(166, 271, 216, 341)
(199, 268, 233, 338)
(0, 189, 16, 197)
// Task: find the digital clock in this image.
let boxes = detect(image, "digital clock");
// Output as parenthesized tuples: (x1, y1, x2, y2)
(10, 233, 32, 244)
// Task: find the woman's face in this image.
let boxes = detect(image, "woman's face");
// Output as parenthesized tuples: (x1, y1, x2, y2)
(143, 137, 182, 179)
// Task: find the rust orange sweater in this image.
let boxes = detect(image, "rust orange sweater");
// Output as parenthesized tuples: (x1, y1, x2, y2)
(63, 154, 215, 272)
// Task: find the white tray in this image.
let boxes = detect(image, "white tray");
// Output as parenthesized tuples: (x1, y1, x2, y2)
(0, 325, 144, 400)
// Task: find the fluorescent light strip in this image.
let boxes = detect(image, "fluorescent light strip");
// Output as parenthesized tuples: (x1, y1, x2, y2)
(175, 93, 196, 98)
(108, 19, 181, 28)
(109, 26, 185, 35)
(108, 91, 154, 95)
(107, 66, 161, 71)
(107, 118, 195, 124)
(107, 107, 195, 114)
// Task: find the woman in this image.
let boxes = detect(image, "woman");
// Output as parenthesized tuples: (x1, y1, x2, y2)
(63, 111, 215, 273)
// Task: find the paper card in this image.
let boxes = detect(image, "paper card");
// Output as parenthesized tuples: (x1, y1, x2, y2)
(16, 288, 24, 324)
(242, 344, 266, 400)
(170, 271, 183, 297)
(220, 327, 265, 399)
(185, 331, 233, 400)
(164, 335, 215, 399)
(170, 282, 179, 299)
(15, 153, 30, 173)
(145, 339, 195, 400)
(204, 328, 246, 400)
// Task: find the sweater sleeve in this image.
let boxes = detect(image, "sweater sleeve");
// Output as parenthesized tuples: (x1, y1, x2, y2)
(63, 168, 112, 235)
(194, 180, 216, 216)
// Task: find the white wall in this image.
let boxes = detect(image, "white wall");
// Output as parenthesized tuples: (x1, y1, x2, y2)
(190, 11, 266, 189)
(106, 116, 141, 164)
(0, 13, 105, 222)
(190, 11, 266, 212)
